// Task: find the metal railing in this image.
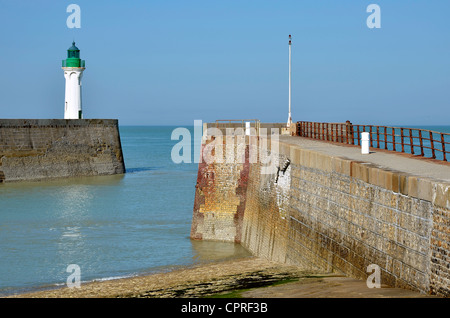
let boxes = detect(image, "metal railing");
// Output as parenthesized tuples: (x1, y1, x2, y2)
(297, 121, 450, 162)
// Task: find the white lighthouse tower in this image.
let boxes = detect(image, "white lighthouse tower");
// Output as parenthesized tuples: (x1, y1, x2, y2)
(62, 42, 85, 119)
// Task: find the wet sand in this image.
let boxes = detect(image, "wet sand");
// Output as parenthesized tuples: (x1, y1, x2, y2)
(6, 257, 436, 298)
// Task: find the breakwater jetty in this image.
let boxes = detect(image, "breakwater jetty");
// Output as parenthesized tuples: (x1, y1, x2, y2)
(0, 119, 125, 182)
(191, 121, 450, 297)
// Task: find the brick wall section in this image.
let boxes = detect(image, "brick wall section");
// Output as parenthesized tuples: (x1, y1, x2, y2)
(431, 204, 450, 296)
(240, 150, 291, 264)
(191, 137, 250, 242)
(286, 164, 433, 291)
(191, 126, 450, 296)
(282, 138, 450, 295)
(0, 119, 125, 182)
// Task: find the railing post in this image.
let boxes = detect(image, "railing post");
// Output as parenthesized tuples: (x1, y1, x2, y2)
(419, 130, 424, 157)
(441, 133, 447, 161)
(356, 125, 361, 146)
(392, 128, 396, 152)
(356, 125, 360, 146)
(430, 131, 436, 159)
(328, 123, 331, 141)
(335, 123, 337, 142)
(346, 120, 354, 145)
(376, 126, 380, 149)
(409, 129, 415, 155)
(346, 123, 349, 144)
(401, 128, 405, 153)
(384, 127, 388, 150)
(331, 124, 334, 142)
(351, 123, 355, 145)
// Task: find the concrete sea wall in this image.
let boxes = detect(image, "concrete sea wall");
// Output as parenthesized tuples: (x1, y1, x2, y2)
(191, 124, 450, 296)
(0, 119, 125, 182)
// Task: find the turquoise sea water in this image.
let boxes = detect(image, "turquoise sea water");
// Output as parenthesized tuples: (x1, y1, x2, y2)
(0, 126, 250, 296)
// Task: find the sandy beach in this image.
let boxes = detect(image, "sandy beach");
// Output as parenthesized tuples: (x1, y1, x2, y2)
(5, 257, 436, 298)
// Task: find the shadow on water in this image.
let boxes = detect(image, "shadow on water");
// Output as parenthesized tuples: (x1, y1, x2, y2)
(0, 173, 125, 191)
(125, 167, 160, 173)
(190, 240, 253, 262)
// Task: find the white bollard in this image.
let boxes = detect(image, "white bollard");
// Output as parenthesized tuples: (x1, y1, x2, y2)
(361, 132, 370, 154)
(245, 122, 251, 136)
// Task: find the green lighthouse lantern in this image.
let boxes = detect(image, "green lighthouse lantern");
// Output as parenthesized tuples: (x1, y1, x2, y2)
(62, 42, 85, 68)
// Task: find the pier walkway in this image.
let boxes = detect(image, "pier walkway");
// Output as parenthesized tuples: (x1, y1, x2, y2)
(280, 135, 450, 183)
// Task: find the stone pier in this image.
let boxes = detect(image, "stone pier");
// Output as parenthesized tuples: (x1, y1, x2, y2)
(0, 119, 125, 182)
(191, 123, 450, 297)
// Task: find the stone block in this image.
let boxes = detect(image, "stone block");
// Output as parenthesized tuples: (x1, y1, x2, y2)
(351, 162, 370, 183)
(269, 138, 279, 153)
(322, 154, 332, 172)
(388, 171, 400, 193)
(368, 166, 379, 187)
(417, 178, 433, 203)
(331, 157, 343, 174)
(433, 182, 450, 210)
(279, 142, 291, 157)
(399, 173, 408, 196)
(341, 158, 351, 176)
(290, 147, 301, 165)
(407, 176, 419, 199)
(309, 151, 317, 169)
(300, 149, 310, 168)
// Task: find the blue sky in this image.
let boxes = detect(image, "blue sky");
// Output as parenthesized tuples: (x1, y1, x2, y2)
(0, 0, 449, 126)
